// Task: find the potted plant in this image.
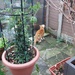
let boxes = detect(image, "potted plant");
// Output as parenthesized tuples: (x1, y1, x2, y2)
(1, 0, 40, 75)
(49, 57, 71, 75)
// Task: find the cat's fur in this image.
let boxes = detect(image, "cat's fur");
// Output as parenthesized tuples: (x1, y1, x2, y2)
(34, 24, 45, 45)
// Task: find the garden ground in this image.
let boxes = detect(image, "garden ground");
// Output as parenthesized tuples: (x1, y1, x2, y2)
(0, 33, 75, 75)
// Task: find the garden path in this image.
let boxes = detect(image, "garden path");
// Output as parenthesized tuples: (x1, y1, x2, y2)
(0, 33, 75, 75)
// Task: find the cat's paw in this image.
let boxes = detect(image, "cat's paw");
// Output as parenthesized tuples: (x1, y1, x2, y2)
(38, 40, 42, 43)
(41, 37, 45, 40)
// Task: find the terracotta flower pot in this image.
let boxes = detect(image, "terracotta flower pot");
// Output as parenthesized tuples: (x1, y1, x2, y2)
(49, 57, 71, 75)
(2, 46, 40, 75)
(0, 48, 4, 60)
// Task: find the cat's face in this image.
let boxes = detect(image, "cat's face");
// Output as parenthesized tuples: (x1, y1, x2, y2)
(40, 24, 45, 29)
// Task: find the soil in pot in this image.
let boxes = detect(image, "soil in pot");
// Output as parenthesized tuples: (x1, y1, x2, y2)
(5, 46, 36, 64)
(54, 66, 64, 75)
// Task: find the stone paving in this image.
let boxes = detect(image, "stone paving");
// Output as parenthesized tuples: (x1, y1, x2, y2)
(32, 35, 75, 75)
(0, 33, 75, 75)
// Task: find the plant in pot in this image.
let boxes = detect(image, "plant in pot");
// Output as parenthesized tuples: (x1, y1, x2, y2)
(49, 57, 71, 75)
(1, 0, 40, 75)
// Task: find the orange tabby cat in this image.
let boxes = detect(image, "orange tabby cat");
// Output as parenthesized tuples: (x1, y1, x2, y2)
(34, 24, 45, 45)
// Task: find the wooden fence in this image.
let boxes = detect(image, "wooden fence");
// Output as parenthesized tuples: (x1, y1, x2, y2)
(46, 0, 75, 44)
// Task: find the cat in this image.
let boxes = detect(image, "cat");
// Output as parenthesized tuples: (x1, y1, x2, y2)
(34, 24, 45, 45)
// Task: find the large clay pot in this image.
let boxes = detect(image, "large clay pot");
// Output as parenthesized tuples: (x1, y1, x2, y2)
(2, 46, 40, 75)
(0, 48, 4, 60)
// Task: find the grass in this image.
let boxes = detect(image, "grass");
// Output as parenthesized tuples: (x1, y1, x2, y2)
(0, 70, 5, 75)
(0, 65, 5, 75)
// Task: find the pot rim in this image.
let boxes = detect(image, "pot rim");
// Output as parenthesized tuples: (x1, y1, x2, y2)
(2, 46, 40, 69)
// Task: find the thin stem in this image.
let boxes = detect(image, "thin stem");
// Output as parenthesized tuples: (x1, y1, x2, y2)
(31, 0, 34, 46)
(21, 0, 25, 48)
(21, 0, 26, 62)
(42, 0, 46, 24)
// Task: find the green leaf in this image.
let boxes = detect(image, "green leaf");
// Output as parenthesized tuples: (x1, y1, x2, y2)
(30, 16, 37, 24)
(35, 64, 39, 72)
(24, 51, 27, 55)
(0, 38, 7, 48)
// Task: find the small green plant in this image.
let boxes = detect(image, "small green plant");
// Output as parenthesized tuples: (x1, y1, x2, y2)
(57, 38, 64, 43)
(0, 37, 7, 48)
(0, 38, 7, 49)
(0, 65, 5, 75)
(0, 69, 5, 75)
(35, 64, 40, 73)
(0, 38, 4, 48)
